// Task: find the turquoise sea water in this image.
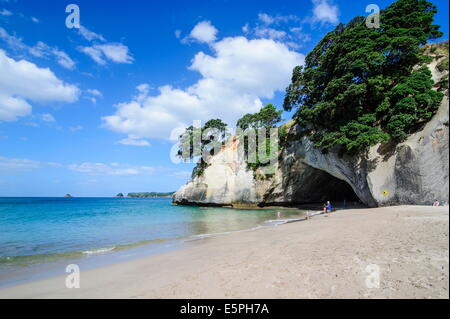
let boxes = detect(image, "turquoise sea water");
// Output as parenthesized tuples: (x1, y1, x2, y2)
(0, 197, 306, 285)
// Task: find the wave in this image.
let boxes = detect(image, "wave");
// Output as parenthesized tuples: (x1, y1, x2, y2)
(0, 210, 318, 269)
(82, 246, 116, 255)
(0, 237, 181, 268)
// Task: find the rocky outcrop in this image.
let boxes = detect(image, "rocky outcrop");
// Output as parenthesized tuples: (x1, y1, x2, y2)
(173, 137, 270, 206)
(173, 57, 449, 208)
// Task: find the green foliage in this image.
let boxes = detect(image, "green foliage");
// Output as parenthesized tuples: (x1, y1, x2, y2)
(283, 0, 444, 154)
(177, 119, 229, 177)
(236, 104, 283, 130)
(236, 104, 283, 174)
(382, 66, 444, 139)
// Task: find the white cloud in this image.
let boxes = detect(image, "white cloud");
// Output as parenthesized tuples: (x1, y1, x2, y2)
(85, 89, 103, 104)
(103, 35, 304, 140)
(87, 89, 102, 96)
(41, 113, 55, 122)
(31, 16, 39, 23)
(117, 135, 150, 147)
(78, 46, 105, 65)
(77, 25, 133, 65)
(51, 49, 76, 70)
(174, 30, 182, 39)
(95, 43, 133, 63)
(312, 0, 339, 24)
(30, 41, 76, 70)
(0, 28, 76, 70)
(0, 155, 61, 172)
(258, 13, 299, 26)
(253, 27, 287, 40)
(0, 94, 30, 121)
(78, 26, 106, 42)
(0, 155, 40, 171)
(68, 162, 159, 176)
(258, 13, 275, 25)
(0, 27, 27, 52)
(184, 20, 218, 44)
(69, 125, 83, 132)
(79, 43, 133, 65)
(0, 8, 12, 16)
(0, 49, 79, 121)
(243, 13, 309, 48)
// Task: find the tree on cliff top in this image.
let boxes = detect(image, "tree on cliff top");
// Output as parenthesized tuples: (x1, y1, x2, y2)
(177, 119, 229, 176)
(236, 104, 283, 130)
(283, 0, 444, 154)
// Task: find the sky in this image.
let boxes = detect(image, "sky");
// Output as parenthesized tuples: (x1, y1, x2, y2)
(0, 0, 448, 197)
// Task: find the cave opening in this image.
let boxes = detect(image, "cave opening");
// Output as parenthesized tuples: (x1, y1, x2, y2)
(293, 169, 361, 208)
(261, 167, 361, 209)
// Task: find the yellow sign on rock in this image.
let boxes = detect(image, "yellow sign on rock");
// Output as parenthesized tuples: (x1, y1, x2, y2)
(382, 190, 389, 196)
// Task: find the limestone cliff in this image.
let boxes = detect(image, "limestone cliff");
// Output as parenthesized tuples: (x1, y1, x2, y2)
(173, 54, 449, 208)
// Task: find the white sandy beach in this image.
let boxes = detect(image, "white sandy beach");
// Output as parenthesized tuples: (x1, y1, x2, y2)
(0, 205, 448, 299)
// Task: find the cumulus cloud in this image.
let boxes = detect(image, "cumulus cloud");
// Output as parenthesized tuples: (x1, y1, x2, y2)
(184, 20, 218, 44)
(311, 0, 339, 24)
(68, 162, 159, 176)
(0, 49, 79, 121)
(103, 35, 304, 140)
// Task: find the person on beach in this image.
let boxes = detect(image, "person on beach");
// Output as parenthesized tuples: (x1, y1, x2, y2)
(433, 200, 440, 207)
(323, 203, 328, 217)
(326, 201, 332, 215)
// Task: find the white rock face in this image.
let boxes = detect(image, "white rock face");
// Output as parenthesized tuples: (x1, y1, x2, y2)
(174, 60, 449, 207)
(173, 138, 269, 206)
(293, 94, 449, 206)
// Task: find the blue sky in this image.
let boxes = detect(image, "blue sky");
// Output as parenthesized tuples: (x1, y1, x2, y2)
(0, 0, 448, 197)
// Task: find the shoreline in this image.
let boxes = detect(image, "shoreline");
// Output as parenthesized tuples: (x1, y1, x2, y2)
(0, 205, 448, 298)
(0, 207, 310, 289)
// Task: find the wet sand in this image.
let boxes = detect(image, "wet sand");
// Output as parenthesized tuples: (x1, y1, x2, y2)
(0, 205, 448, 299)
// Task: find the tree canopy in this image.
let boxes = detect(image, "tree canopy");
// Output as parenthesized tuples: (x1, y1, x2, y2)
(283, 0, 444, 154)
(177, 118, 229, 176)
(236, 104, 283, 130)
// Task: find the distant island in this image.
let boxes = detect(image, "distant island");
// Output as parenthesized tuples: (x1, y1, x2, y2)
(64, 194, 73, 198)
(115, 193, 124, 198)
(127, 192, 175, 198)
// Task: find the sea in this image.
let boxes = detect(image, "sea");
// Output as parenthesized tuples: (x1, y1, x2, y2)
(0, 197, 309, 287)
